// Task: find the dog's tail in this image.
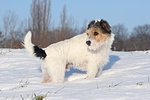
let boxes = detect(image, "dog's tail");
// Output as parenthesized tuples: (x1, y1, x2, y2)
(23, 31, 47, 60)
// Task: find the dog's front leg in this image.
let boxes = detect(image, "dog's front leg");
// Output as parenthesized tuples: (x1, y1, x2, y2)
(87, 63, 98, 78)
(95, 67, 102, 77)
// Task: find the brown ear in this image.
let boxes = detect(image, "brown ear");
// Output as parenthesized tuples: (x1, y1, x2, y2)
(100, 19, 111, 34)
(87, 20, 95, 29)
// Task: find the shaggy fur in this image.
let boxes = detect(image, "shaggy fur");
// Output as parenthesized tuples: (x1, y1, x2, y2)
(24, 19, 114, 84)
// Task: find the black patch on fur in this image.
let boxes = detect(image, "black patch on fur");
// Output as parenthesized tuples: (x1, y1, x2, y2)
(87, 19, 111, 34)
(33, 45, 47, 59)
(99, 19, 111, 34)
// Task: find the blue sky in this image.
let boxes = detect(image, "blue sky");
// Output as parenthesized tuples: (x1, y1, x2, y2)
(0, 0, 150, 32)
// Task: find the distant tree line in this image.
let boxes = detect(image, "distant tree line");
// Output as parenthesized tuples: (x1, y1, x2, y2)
(112, 24, 150, 51)
(0, 0, 150, 51)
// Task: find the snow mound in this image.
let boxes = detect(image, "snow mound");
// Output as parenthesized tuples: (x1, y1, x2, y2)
(0, 49, 150, 100)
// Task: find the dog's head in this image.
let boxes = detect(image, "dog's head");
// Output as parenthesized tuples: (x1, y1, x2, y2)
(85, 19, 111, 51)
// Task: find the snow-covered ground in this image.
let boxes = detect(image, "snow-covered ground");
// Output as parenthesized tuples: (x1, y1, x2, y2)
(0, 49, 150, 100)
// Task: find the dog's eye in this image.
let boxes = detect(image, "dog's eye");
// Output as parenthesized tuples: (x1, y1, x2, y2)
(94, 32, 99, 36)
(87, 33, 89, 36)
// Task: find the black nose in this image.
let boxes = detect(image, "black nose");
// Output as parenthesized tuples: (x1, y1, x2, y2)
(86, 41, 91, 46)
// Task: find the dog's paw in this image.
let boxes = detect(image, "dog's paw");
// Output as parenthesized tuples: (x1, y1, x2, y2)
(42, 79, 51, 83)
(42, 75, 51, 83)
(85, 76, 95, 79)
(85, 76, 88, 79)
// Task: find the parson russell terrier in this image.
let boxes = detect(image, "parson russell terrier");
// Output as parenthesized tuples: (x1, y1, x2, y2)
(23, 19, 114, 84)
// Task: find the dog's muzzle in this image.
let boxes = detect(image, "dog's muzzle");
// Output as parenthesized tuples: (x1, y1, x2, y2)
(86, 41, 91, 46)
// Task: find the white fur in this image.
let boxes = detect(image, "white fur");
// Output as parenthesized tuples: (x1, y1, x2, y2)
(95, 19, 100, 23)
(24, 31, 114, 84)
(24, 31, 34, 55)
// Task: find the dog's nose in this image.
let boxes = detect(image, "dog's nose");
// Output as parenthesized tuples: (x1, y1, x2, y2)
(86, 41, 91, 46)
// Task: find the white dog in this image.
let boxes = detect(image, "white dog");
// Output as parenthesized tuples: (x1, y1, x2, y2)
(24, 19, 114, 84)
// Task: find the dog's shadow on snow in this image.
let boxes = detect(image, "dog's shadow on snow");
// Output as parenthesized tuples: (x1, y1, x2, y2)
(65, 68, 86, 78)
(39, 55, 120, 78)
(38, 66, 86, 78)
(65, 55, 120, 78)
(103, 55, 120, 71)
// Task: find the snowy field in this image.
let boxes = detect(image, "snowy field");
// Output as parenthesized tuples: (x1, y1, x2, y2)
(0, 49, 150, 100)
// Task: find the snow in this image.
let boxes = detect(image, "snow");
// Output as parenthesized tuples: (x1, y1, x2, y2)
(0, 49, 150, 100)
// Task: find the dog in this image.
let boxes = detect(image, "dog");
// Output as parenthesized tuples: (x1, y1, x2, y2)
(24, 19, 114, 84)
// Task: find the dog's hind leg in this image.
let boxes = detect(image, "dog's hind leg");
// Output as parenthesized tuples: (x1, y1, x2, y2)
(41, 61, 52, 83)
(47, 59, 66, 84)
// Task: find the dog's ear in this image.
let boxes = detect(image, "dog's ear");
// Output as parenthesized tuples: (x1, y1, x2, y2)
(87, 20, 95, 29)
(99, 19, 111, 34)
